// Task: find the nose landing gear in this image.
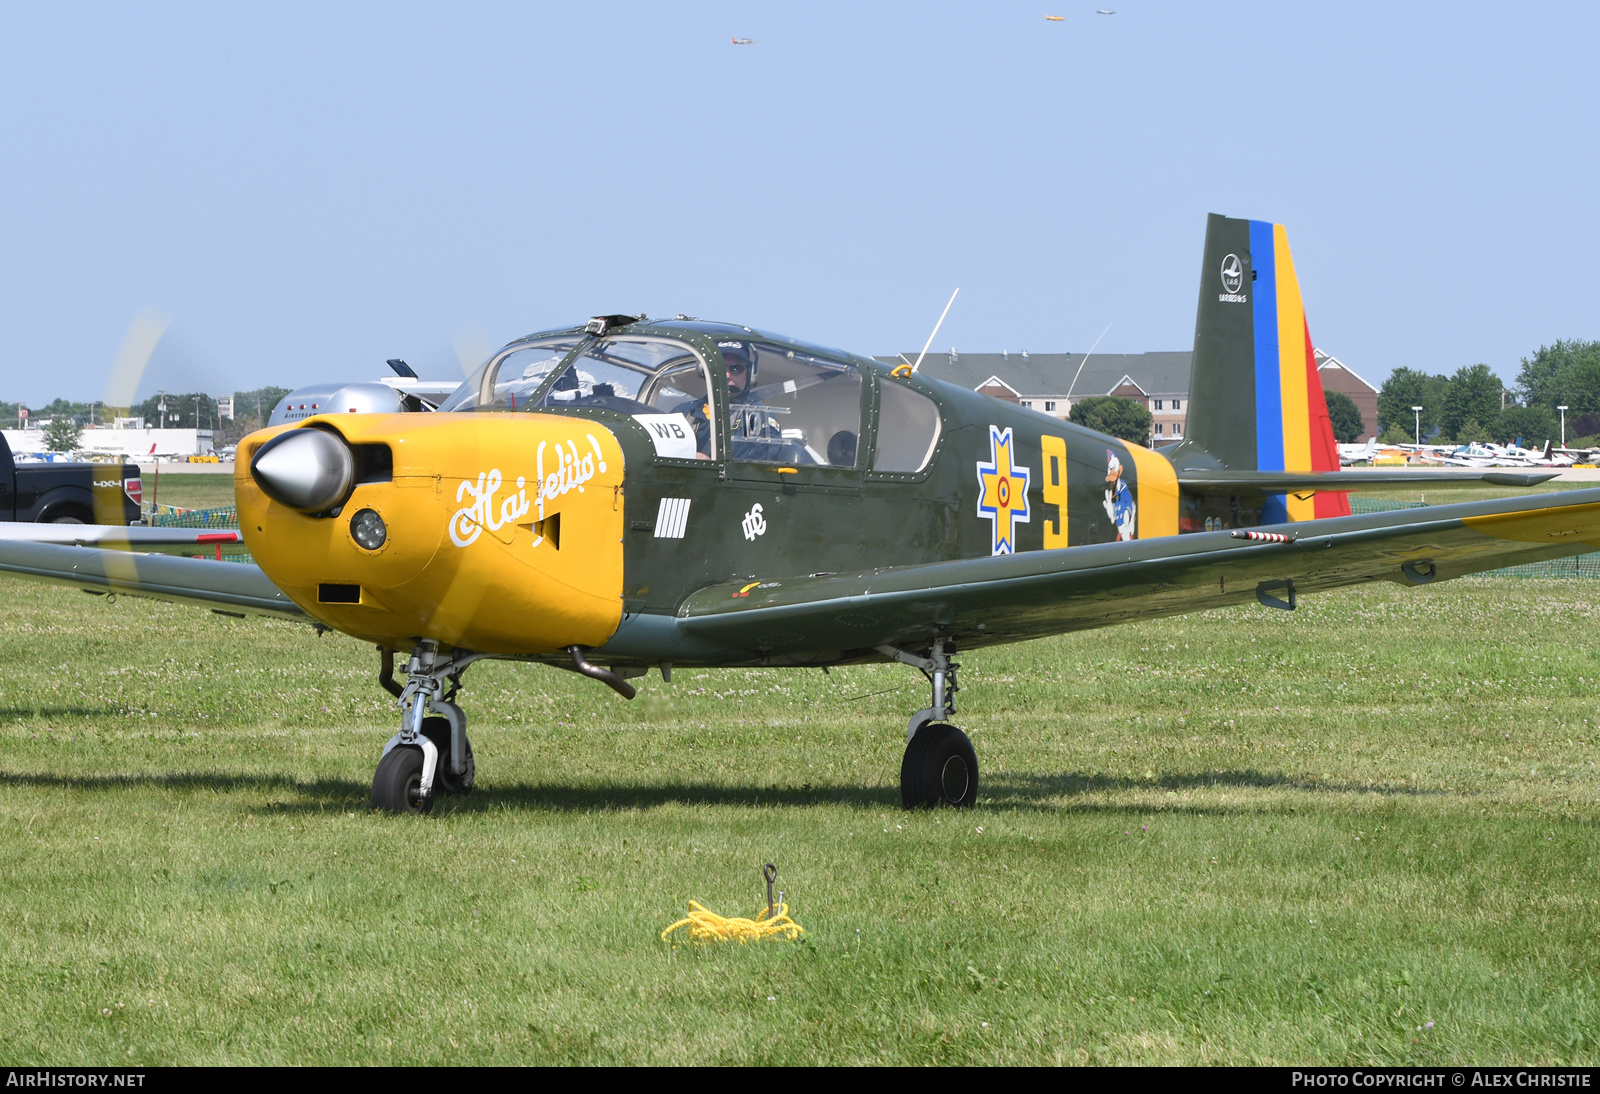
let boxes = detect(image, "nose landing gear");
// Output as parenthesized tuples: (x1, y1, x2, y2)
(371, 642, 483, 814)
(421, 711, 475, 795)
(877, 639, 978, 809)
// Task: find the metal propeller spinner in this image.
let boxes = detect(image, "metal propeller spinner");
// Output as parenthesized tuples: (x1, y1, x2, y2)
(250, 428, 354, 512)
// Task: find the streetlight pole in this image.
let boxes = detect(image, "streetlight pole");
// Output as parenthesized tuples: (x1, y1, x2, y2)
(1558, 405, 1569, 448)
(1412, 405, 1424, 446)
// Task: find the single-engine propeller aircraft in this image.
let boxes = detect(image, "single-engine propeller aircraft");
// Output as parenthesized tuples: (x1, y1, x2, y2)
(5, 213, 1599, 815)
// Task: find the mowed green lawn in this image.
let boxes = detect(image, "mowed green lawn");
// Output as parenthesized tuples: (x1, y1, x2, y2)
(2, 571, 1598, 1066)
(143, 471, 237, 512)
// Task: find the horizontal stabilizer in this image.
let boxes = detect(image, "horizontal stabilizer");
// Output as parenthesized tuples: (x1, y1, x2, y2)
(1177, 469, 1560, 495)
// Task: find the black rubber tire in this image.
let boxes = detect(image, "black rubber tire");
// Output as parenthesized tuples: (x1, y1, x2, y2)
(900, 723, 979, 809)
(371, 745, 433, 814)
(48, 515, 87, 524)
(421, 715, 474, 795)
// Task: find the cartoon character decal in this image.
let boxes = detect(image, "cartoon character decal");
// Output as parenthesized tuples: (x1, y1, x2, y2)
(976, 425, 1031, 555)
(1103, 449, 1136, 541)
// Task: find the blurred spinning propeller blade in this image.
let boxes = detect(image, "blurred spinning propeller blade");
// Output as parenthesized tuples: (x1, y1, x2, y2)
(451, 327, 494, 378)
(103, 308, 171, 409)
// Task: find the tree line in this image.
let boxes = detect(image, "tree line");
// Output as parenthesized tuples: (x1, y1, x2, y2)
(1376, 340, 1600, 447)
(2, 387, 292, 449)
(1069, 391, 1370, 446)
(1069, 339, 1600, 449)
(8, 341, 1597, 454)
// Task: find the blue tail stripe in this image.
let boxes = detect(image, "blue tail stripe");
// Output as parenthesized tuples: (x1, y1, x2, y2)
(1250, 219, 1282, 472)
(1251, 219, 1286, 525)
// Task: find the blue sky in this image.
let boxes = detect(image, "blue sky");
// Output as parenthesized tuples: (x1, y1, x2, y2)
(1, 1, 1595, 405)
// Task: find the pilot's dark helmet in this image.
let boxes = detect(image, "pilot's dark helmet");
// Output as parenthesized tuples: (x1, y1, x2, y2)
(718, 340, 756, 382)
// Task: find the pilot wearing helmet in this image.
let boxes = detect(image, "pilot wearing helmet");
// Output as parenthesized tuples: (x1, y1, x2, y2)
(678, 340, 783, 459)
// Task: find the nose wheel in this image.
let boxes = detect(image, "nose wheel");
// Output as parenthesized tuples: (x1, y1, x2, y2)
(371, 745, 434, 814)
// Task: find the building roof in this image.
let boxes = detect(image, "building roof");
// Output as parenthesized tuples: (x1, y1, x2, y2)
(974, 375, 1022, 397)
(1313, 349, 1378, 394)
(876, 351, 1193, 397)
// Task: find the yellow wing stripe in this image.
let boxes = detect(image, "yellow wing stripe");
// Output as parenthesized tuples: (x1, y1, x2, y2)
(1462, 502, 1600, 547)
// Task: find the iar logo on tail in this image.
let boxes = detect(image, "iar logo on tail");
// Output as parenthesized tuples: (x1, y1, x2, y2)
(1220, 253, 1245, 299)
(976, 425, 1031, 555)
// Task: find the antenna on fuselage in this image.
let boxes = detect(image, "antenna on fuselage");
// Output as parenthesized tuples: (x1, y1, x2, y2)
(1064, 321, 1113, 401)
(911, 288, 960, 373)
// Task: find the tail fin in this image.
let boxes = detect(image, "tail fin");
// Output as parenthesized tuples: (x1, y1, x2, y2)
(1169, 213, 1348, 520)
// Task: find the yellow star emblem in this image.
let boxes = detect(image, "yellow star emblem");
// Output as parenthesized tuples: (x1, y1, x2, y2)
(976, 425, 1031, 554)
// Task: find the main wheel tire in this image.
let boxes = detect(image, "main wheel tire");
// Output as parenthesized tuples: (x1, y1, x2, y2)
(900, 723, 979, 809)
(421, 715, 474, 795)
(48, 514, 87, 524)
(371, 745, 433, 814)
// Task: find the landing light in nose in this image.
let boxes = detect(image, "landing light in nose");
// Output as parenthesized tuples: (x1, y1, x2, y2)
(251, 428, 355, 512)
(350, 508, 387, 550)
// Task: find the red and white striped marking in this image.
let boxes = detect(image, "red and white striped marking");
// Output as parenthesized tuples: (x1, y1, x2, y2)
(1230, 530, 1292, 543)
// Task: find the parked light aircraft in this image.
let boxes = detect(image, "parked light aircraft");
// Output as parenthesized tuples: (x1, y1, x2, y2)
(1346, 440, 1581, 470)
(3, 213, 1595, 815)
(268, 359, 460, 427)
(1337, 439, 1377, 465)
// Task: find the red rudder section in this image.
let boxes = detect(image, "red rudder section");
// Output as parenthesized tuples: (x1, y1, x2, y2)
(1303, 317, 1350, 517)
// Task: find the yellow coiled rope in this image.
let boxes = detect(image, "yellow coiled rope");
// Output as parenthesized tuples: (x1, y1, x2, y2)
(661, 900, 805, 943)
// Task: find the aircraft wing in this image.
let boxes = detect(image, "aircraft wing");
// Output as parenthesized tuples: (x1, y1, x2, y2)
(0, 524, 250, 557)
(1177, 468, 1558, 493)
(672, 489, 1600, 657)
(0, 538, 305, 620)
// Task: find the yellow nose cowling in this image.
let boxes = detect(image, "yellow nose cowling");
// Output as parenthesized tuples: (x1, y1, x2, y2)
(236, 413, 626, 654)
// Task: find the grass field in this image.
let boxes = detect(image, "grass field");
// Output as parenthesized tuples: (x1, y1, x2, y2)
(2, 569, 1598, 1065)
(143, 471, 237, 513)
(1355, 480, 1594, 507)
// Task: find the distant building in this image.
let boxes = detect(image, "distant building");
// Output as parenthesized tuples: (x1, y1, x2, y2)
(879, 347, 1378, 446)
(2, 426, 214, 459)
(877, 350, 1192, 444)
(1313, 350, 1379, 441)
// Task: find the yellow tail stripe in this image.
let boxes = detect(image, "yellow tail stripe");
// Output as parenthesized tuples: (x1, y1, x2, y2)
(1274, 224, 1314, 521)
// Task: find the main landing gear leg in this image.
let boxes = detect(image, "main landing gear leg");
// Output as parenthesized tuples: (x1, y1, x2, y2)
(876, 639, 979, 810)
(371, 642, 480, 815)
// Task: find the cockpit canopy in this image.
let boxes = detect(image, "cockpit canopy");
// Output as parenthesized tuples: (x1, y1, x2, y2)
(438, 322, 939, 472)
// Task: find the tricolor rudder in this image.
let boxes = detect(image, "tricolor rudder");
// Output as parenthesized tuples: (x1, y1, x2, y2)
(1171, 213, 1349, 522)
